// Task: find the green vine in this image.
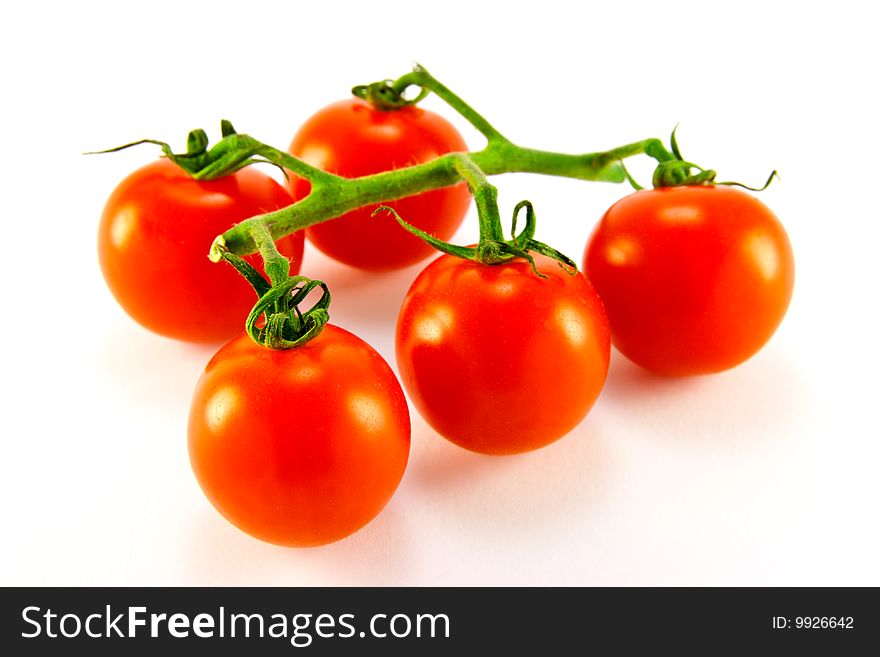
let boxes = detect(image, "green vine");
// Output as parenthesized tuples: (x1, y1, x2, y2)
(96, 65, 712, 267)
(92, 64, 779, 347)
(203, 65, 676, 263)
(372, 153, 575, 277)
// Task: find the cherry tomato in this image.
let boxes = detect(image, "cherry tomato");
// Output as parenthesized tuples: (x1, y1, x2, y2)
(98, 159, 304, 343)
(188, 326, 410, 546)
(396, 253, 610, 455)
(287, 98, 470, 271)
(584, 186, 794, 376)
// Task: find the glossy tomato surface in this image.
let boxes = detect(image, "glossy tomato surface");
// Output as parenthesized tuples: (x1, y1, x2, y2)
(98, 159, 304, 343)
(584, 186, 794, 376)
(396, 253, 610, 455)
(288, 98, 470, 271)
(188, 326, 411, 546)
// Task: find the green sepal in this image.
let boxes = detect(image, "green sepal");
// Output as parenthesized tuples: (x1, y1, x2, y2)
(373, 202, 578, 278)
(372, 206, 478, 261)
(352, 78, 430, 111)
(244, 277, 331, 350)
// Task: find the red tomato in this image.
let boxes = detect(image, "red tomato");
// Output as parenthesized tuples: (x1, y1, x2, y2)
(188, 326, 410, 546)
(98, 159, 304, 343)
(584, 186, 794, 376)
(396, 253, 610, 455)
(287, 98, 470, 271)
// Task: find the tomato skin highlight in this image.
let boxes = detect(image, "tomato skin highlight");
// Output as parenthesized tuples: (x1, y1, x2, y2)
(396, 253, 610, 455)
(584, 186, 795, 376)
(188, 326, 411, 547)
(98, 159, 304, 343)
(288, 98, 471, 271)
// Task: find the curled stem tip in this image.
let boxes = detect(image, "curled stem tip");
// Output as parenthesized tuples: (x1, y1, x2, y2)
(218, 229, 330, 350)
(352, 78, 430, 111)
(718, 169, 779, 191)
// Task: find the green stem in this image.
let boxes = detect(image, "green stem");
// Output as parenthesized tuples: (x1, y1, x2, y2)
(252, 144, 340, 184)
(199, 68, 683, 261)
(247, 221, 289, 285)
(451, 154, 503, 242)
(209, 137, 657, 261)
(391, 65, 509, 144)
(190, 135, 340, 184)
(370, 156, 579, 277)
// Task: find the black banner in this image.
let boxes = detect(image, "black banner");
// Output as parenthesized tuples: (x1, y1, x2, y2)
(1, 587, 877, 654)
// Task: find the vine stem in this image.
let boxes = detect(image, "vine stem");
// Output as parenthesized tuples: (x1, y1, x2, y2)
(391, 65, 508, 144)
(451, 154, 503, 242)
(247, 220, 289, 285)
(207, 65, 667, 262)
(208, 135, 663, 261)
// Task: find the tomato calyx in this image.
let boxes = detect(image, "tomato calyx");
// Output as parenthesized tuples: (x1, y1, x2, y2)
(351, 80, 430, 111)
(624, 127, 779, 192)
(217, 222, 330, 349)
(373, 152, 577, 277)
(374, 193, 576, 279)
(88, 120, 290, 182)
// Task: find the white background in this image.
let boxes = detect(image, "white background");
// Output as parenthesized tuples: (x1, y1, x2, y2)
(2, 1, 878, 586)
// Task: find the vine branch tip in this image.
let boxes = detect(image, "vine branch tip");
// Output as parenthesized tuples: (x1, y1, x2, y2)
(208, 236, 227, 263)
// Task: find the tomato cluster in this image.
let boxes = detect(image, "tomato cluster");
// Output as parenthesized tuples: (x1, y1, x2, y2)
(98, 83, 793, 547)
